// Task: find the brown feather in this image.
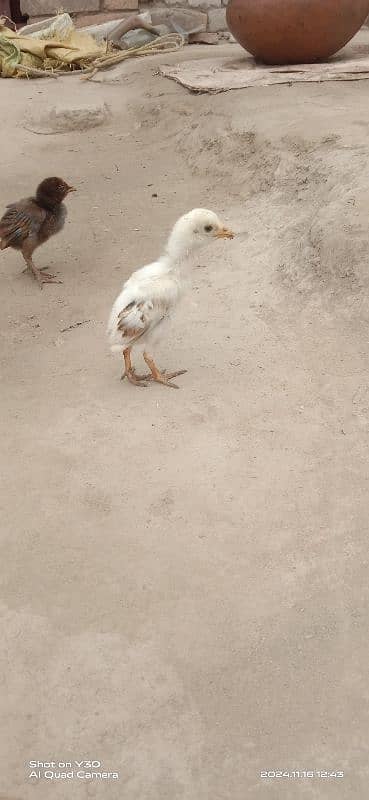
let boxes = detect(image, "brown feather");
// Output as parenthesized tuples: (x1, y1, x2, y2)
(0, 199, 46, 251)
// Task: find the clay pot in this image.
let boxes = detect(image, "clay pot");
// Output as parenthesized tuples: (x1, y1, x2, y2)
(226, 0, 369, 64)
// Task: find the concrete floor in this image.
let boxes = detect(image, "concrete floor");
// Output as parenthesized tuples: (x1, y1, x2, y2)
(1, 33, 369, 800)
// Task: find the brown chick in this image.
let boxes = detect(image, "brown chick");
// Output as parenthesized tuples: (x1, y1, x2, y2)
(0, 177, 76, 286)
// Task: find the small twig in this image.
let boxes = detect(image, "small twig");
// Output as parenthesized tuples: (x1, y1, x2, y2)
(60, 319, 91, 332)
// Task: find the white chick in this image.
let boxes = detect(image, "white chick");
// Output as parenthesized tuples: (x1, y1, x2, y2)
(107, 208, 234, 388)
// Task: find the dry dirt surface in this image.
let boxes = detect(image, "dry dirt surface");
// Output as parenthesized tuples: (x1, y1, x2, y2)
(1, 34, 369, 800)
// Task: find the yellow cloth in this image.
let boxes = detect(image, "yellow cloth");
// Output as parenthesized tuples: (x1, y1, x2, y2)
(0, 34, 21, 77)
(0, 24, 107, 76)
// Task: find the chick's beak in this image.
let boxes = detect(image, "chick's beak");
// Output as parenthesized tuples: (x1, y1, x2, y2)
(67, 185, 76, 193)
(215, 226, 234, 240)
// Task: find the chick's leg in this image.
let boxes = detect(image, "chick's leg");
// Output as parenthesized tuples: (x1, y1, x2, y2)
(21, 242, 62, 286)
(143, 352, 187, 389)
(121, 347, 149, 387)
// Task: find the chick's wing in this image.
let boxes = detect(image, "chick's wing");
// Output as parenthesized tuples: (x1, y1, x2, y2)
(0, 198, 46, 250)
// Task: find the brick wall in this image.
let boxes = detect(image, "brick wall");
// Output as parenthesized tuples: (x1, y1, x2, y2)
(22, 0, 138, 17)
(21, 0, 229, 32)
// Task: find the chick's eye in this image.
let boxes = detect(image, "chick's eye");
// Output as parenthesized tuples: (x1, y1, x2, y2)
(205, 224, 213, 232)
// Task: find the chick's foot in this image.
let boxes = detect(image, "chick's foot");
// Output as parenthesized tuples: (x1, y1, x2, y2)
(142, 352, 187, 388)
(121, 369, 149, 387)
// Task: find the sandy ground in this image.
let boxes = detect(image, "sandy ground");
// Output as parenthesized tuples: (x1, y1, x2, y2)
(1, 31, 369, 800)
